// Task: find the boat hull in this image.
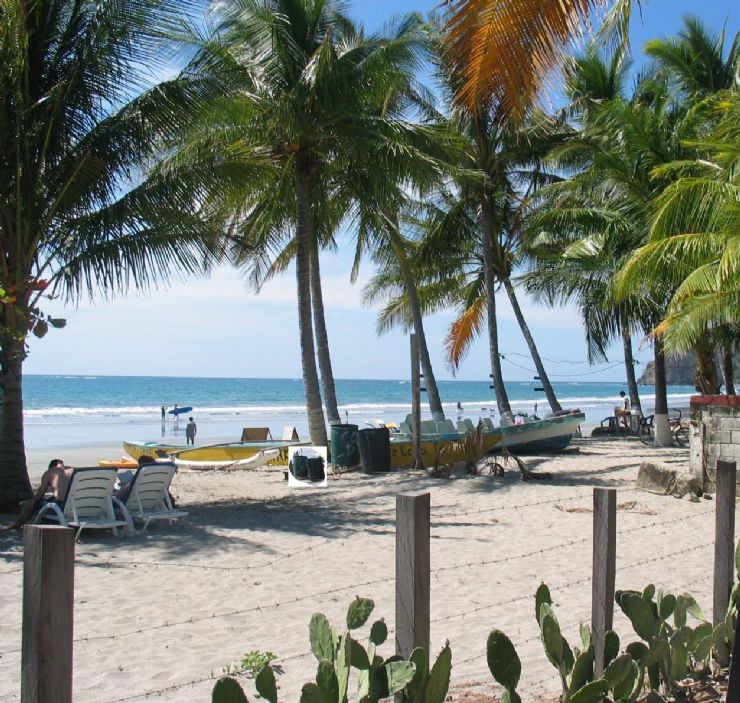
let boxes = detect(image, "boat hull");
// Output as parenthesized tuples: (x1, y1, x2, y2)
(498, 413, 584, 454)
(389, 431, 501, 469)
(123, 440, 299, 466)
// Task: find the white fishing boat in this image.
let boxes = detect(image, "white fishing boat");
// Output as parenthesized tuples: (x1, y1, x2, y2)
(490, 410, 585, 453)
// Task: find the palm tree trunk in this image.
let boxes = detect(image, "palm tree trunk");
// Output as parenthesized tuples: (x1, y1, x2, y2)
(502, 278, 561, 413)
(386, 223, 445, 421)
(0, 336, 32, 510)
(722, 345, 735, 395)
(694, 341, 720, 394)
(480, 195, 512, 424)
(621, 323, 642, 415)
(653, 337, 672, 447)
(309, 238, 340, 425)
(296, 162, 327, 445)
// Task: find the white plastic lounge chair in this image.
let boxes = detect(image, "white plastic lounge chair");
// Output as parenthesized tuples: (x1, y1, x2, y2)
(460, 418, 475, 432)
(282, 426, 300, 441)
(113, 462, 187, 532)
(420, 420, 437, 434)
(399, 422, 412, 435)
(34, 468, 128, 542)
(481, 418, 495, 431)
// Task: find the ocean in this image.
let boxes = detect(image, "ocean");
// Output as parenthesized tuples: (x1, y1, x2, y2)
(21, 375, 696, 450)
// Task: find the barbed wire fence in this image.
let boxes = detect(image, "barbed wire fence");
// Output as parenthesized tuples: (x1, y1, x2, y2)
(3, 461, 735, 703)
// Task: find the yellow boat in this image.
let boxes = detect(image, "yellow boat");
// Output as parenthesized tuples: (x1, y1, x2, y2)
(123, 440, 303, 466)
(389, 431, 501, 469)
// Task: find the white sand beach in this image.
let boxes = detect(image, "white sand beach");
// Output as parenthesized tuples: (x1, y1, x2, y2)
(0, 435, 728, 703)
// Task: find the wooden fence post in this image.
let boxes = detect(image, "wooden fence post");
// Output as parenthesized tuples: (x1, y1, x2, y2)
(396, 492, 430, 661)
(22, 525, 75, 703)
(714, 459, 736, 670)
(591, 487, 617, 677)
(410, 335, 423, 469)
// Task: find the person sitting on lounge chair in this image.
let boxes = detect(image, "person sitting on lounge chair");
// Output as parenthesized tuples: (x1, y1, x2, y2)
(2, 459, 73, 530)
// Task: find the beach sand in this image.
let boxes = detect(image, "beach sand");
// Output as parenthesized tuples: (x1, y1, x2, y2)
(0, 434, 727, 703)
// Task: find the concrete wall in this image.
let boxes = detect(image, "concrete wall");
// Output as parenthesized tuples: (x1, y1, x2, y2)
(690, 395, 740, 489)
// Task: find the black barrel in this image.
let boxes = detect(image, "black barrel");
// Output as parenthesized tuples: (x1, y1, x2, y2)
(330, 424, 359, 467)
(357, 427, 391, 473)
(307, 456, 325, 482)
(290, 454, 309, 479)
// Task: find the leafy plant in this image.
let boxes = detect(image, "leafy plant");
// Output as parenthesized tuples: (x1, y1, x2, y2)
(487, 583, 637, 703)
(615, 584, 711, 697)
(212, 598, 452, 703)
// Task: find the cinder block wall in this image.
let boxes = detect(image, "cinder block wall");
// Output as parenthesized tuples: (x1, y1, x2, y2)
(690, 395, 740, 489)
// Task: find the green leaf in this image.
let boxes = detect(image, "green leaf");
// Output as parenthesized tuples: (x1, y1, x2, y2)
(670, 631, 689, 680)
(336, 635, 350, 703)
(385, 660, 416, 695)
(316, 660, 339, 702)
(680, 593, 706, 621)
(735, 540, 740, 578)
(425, 644, 452, 703)
(580, 623, 592, 651)
(604, 630, 620, 665)
(369, 620, 387, 646)
(569, 678, 609, 703)
(347, 598, 374, 630)
(48, 318, 67, 328)
(621, 594, 657, 640)
(641, 640, 669, 667)
(309, 614, 334, 662)
(540, 607, 564, 669)
(642, 584, 656, 601)
(626, 641, 649, 664)
(535, 583, 552, 623)
(659, 594, 676, 621)
(300, 682, 322, 703)
(501, 689, 522, 703)
(604, 654, 633, 690)
(612, 660, 639, 702)
(255, 666, 278, 703)
(674, 596, 687, 628)
(569, 651, 594, 694)
(349, 637, 370, 670)
(406, 648, 428, 702)
(212, 677, 249, 703)
(487, 630, 521, 689)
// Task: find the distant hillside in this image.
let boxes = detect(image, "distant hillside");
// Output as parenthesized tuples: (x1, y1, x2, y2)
(638, 351, 738, 386)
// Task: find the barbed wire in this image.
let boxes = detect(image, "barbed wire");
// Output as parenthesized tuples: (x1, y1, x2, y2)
(92, 541, 716, 703)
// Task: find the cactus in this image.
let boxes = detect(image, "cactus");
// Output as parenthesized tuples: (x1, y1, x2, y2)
(616, 586, 713, 696)
(213, 677, 249, 703)
(487, 629, 522, 703)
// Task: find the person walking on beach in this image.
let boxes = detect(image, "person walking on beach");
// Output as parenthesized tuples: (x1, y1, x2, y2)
(186, 417, 197, 445)
(2, 459, 73, 530)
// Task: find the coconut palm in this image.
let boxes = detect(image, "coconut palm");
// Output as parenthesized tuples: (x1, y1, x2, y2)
(177, 1, 444, 445)
(442, 0, 636, 113)
(617, 91, 740, 355)
(521, 46, 646, 413)
(0, 0, 229, 509)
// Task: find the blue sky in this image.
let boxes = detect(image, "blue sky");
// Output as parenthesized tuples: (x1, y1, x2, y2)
(25, 0, 737, 383)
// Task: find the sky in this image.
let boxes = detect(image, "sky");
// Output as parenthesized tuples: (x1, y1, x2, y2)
(24, 0, 738, 383)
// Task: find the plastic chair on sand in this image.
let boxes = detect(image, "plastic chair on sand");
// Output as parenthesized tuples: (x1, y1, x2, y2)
(113, 462, 188, 533)
(34, 467, 128, 542)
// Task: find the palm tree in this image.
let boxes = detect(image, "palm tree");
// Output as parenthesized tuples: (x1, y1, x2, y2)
(0, 0, 227, 509)
(442, 0, 634, 113)
(522, 46, 646, 414)
(177, 0, 440, 445)
(617, 91, 740, 356)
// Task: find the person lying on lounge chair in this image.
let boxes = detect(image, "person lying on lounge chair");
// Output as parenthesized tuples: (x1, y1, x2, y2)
(2, 459, 73, 530)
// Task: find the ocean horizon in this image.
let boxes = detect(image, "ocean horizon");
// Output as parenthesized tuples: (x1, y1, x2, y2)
(21, 373, 696, 450)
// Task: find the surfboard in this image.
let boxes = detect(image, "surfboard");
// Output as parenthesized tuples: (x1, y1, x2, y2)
(168, 406, 192, 416)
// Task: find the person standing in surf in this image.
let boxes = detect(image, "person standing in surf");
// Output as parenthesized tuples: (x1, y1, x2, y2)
(186, 417, 197, 445)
